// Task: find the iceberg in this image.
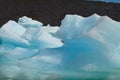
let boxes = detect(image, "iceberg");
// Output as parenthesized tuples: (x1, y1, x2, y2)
(1, 14, 120, 79)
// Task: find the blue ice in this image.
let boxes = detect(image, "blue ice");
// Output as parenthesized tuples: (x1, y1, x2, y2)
(0, 14, 120, 79)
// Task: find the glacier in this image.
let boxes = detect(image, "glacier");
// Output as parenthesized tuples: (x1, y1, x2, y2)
(1, 14, 120, 79)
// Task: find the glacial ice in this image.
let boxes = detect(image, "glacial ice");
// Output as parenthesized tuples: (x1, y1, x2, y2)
(55, 14, 100, 39)
(18, 16, 43, 28)
(0, 20, 29, 48)
(1, 14, 120, 79)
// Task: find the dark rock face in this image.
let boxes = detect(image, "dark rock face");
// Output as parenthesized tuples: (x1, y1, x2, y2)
(0, 0, 120, 26)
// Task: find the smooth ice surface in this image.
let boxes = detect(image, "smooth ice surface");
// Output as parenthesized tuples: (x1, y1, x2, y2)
(1, 14, 120, 79)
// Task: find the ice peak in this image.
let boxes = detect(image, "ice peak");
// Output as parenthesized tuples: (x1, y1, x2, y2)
(18, 16, 43, 28)
(87, 13, 100, 18)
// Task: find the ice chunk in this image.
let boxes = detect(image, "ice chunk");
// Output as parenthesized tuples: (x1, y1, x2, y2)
(18, 16, 43, 28)
(42, 24, 60, 34)
(0, 20, 25, 36)
(0, 21, 29, 47)
(88, 16, 120, 46)
(18, 16, 63, 48)
(20, 20, 63, 48)
(22, 27, 63, 48)
(21, 27, 41, 41)
(55, 14, 100, 39)
(0, 30, 29, 47)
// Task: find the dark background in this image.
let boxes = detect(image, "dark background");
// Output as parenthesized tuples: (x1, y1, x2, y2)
(0, 0, 120, 26)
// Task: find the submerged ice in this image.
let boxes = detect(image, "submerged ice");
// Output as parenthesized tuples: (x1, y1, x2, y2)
(0, 14, 120, 79)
